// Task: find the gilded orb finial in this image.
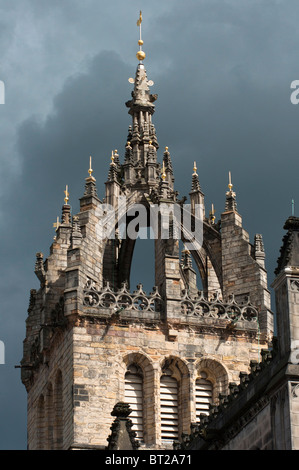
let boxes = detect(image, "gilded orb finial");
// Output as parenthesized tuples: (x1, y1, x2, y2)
(111, 150, 115, 164)
(64, 185, 69, 205)
(210, 203, 216, 224)
(193, 161, 197, 174)
(88, 156, 93, 177)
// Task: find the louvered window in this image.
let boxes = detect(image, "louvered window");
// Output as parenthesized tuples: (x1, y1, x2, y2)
(124, 367, 143, 440)
(160, 374, 179, 441)
(195, 376, 213, 421)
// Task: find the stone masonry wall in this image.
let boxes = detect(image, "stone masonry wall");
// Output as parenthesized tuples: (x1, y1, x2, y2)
(71, 320, 264, 449)
(26, 328, 74, 450)
(222, 404, 273, 450)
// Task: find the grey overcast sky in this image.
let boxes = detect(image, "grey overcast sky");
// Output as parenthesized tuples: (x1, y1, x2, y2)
(1, 0, 299, 449)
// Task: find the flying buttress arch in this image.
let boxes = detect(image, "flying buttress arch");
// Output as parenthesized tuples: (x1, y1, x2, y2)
(102, 199, 223, 295)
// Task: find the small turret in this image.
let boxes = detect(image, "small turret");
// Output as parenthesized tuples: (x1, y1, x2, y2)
(189, 161, 205, 218)
(225, 171, 237, 213)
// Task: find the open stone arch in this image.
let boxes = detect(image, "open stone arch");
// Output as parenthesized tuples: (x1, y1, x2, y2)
(102, 193, 224, 299)
(102, 193, 154, 290)
(180, 215, 223, 298)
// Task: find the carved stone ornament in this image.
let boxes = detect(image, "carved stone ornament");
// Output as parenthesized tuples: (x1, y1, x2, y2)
(290, 280, 299, 292)
(291, 383, 299, 400)
(180, 290, 258, 323)
(83, 279, 163, 313)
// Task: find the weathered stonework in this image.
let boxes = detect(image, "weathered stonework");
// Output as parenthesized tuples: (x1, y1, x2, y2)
(20, 36, 277, 450)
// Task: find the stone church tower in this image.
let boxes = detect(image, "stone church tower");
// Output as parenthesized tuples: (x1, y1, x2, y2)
(20, 16, 274, 450)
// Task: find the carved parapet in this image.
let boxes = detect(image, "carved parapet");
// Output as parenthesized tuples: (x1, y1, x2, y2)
(180, 290, 259, 329)
(83, 280, 163, 315)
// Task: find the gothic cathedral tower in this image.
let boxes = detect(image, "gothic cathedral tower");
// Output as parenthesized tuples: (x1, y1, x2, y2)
(20, 14, 273, 450)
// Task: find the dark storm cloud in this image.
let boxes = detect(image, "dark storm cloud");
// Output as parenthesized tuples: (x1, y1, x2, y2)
(2, 0, 299, 449)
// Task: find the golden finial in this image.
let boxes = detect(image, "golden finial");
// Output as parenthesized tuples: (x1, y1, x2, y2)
(210, 203, 216, 224)
(165, 146, 169, 151)
(228, 171, 233, 191)
(53, 216, 60, 232)
(136, 11, 146, 62)
(162, 161, 166, 181)
(64, 185, 69, 205)
(111, 150, 115, 164)
(193, 161, 197, 174)
(88, 156, 93, 177)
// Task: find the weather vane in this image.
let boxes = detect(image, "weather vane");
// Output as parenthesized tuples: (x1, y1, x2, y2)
(128, 12, 154, 86)
(136, 11, 146, 62)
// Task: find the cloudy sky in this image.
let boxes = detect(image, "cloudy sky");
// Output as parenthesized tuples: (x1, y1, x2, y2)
(1, 0, 299, 449)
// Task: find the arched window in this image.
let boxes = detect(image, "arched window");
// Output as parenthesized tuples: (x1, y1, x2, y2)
(160, 369, 179, 441)
(124, 364, 144, 441)
(194, 359, 229, 423)
(195, 372, 213, 420)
